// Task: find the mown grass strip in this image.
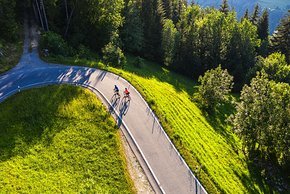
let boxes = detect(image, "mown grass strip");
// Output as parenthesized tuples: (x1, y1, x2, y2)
(0, 85, 135, 193)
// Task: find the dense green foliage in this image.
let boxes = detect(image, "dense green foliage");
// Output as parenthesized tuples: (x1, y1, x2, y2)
(198, 66, 233, 110)
(39, 31, 73, 56)
(0, 0, 19, 41)
(232, 72, 290, 190)
(0, 85, 134, 193)
(38, 0, 289, 90)
(44, 0, 124, 51)
(102, 40, 126, 68)
(0, 0, 24, 73)
(254, 53, 290, 83)
(166, 5, 259, 90)
(161, 19, 178, 66)
(121, 0, 144, 54)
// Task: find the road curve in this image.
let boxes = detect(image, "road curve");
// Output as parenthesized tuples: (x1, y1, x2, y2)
(0, 22, 207, 194)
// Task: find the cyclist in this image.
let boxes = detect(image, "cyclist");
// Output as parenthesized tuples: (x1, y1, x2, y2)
(124, 88, 130, 99)
(114, 85, 120, 96)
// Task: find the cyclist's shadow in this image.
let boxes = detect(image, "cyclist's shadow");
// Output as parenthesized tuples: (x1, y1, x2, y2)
(117, 96, 131, 127)
(109, 93, 121, 114)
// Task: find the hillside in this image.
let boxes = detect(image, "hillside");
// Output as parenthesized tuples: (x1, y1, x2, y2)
(193, 0, 290, 33)
(45, 55, 275, 193)
(0, 85, 135, 193)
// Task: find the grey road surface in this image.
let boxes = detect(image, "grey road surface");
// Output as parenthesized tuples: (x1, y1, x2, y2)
(0, 22, 207, 194)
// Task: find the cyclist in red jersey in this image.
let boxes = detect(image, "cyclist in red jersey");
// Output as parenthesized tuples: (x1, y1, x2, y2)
(124, 88, 130, 96)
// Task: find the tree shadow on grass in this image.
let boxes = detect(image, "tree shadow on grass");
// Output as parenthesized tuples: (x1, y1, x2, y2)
(203, 101, 238, 152)
(0, 85, 82, 162)
(232, 161, 275, 194)
(123, 55, 197, 95)
(204, 102, 276, 194)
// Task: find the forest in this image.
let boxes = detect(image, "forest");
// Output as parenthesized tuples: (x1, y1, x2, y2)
(0, 0, 289, 193)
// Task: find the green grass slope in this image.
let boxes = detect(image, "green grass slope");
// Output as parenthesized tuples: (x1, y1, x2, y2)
(46, 55, 272, 193)
(110, 57, 270, 194)
(0, 85, 135, 193)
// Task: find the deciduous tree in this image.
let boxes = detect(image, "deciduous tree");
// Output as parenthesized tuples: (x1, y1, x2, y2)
(198, 65, 233, 110)
(232, 71, 290, 174)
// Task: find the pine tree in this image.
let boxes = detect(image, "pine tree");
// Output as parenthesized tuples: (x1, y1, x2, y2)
(161, 0, 173, 20)
(250, 4, 260, 26)
(258, 9, 269, 40)
(257, 9, 269, 56)
(121, 0, 144, 54)
(242, 9, 249, 21)
(161, 19, 178, 66)
(219, 0, 229, 15)
(141, 0, 163, 60)
(172, 0, 186, 24)
(270, 10, 290, 63)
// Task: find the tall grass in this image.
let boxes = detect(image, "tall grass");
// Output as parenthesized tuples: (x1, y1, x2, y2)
(0, 85, 135, 193)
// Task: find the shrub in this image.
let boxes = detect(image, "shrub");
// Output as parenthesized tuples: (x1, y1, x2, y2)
(77, 44, 92, 59)
(134, 56, 144, 68)
(39, 31, 73, 56)
(102, 42, 126, 67)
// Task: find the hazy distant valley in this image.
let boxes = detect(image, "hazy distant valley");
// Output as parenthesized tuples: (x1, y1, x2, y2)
(192, 0, 290, 33)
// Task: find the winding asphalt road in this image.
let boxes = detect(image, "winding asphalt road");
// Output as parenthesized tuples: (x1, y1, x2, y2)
(0, 22, 207, 194)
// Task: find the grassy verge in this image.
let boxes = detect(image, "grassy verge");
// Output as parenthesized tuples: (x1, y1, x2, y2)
(41, 55, 273, 193)
(0, 40, 23, 74)
(0, 85, 135, 193)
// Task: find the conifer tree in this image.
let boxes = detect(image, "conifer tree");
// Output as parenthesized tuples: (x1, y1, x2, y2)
(161, 0, 173, 20)
(161, 19, 178, 67)
(121, 0, 144, 53)
(141, 0, 163, 60)
(270, 10, 290, 63)
(242, 9, 249, 21)
(250, 4, 260, 26)
(219, 0, 229, 15)
(257, 9, 269, 56)
(172, 0, 186, 24)
(258, 9, 269, 40)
